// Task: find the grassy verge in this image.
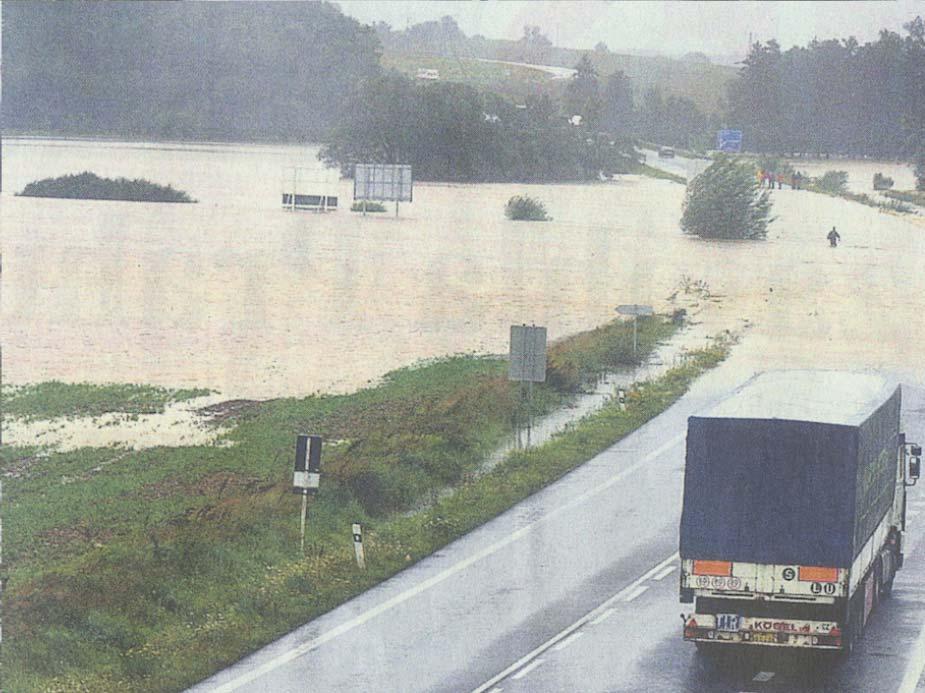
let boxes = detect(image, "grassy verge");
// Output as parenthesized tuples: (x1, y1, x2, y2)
(805, 179, 913, 214)
(883, 189, 925, 208)
(2, 382, 212, 421)
(5, 316, 728, 692)
(629, 161, 686, 184)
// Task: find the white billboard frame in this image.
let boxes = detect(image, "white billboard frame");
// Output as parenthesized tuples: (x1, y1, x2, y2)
(354, 163, 413, 203)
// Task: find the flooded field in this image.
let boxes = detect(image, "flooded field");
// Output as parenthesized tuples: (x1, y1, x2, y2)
(3, 138, 925, 406)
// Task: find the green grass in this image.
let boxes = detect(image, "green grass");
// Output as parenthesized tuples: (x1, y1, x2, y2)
(2, 382, 212, 421)
(805, 181, 914, 215)
(629, 161, 686, 184)
(883, 189, 925, 208)
(4, 315, 729, 692)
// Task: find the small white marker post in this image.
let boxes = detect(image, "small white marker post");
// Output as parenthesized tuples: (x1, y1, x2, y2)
(352, 523, 366, 570)
(617, 388, 627, 412)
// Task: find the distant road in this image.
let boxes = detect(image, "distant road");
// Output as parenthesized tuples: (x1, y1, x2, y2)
(473, 57, 576, 80)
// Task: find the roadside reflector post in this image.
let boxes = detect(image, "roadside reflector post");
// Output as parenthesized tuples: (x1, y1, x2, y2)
(293, 434, 322, 553)
(352, 523, 366, 570)
(618, 388, 626, 412)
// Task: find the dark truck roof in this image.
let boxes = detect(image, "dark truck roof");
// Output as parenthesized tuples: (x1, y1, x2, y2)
(680, 371, 901, 567)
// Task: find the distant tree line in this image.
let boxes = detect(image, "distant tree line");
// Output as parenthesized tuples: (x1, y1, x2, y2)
(319, 71, 639, 182)
(727, 18, 925, 171)
(2, 2, 380, 141)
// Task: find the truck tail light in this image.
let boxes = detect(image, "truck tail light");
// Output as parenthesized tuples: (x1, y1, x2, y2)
(798, 566, 838, 582)
(692, 560, 732, 577)
(684, 618, 699, 638)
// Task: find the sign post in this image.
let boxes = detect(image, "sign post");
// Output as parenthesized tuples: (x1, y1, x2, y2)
(616, 304, 654, 358)
(509, 324, 547, 448)
(293, 434, 322, 552)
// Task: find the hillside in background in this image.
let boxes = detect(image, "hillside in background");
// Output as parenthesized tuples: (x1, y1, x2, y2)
(374, 19, 736, 116)
(1, 1, 380, 141)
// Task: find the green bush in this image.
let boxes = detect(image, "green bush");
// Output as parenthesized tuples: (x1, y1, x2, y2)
(813, 170, 849, 195)
(504, 195, 550, 221)
(350, 201, 387, 212)
(883, 189, 925, 207)
(680, 155, 772, 240)
(18, 172, 194, 203)
(873, 172, 894, 190)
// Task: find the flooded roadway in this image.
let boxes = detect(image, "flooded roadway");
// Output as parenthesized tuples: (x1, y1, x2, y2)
(2, 138, 924, 402)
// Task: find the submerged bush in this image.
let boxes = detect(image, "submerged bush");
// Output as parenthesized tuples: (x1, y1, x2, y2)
(19, 171, 194, 203)
(873, 172, 894, 190)
(813, 170, 849, 195)
(350, 201, 387, 212)
(680, 155, 772, 240)
(505, 195, 550, 221)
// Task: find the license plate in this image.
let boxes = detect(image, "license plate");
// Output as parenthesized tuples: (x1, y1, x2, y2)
(751, 632, 776, 644)
(716, 614, 740, 632)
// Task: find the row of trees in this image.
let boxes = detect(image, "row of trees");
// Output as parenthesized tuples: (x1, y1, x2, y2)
(563, 55, 715, 150)
(319, 72, 638, 182)
(3, 2, 381, 140)
(728, 20, 925, 161)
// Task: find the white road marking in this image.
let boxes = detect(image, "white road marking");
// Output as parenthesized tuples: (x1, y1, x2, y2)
(487, 688, 503, 693)
(653, 564, 676, 581)
(552, 632, 584, 651)
(471, 551, 679, 693)
(753, 671, 775, 682)
(622, 585, 650, 602)
(897, 608, 925, 693)
(511, 659, 545, 680)
(590, 608, 616, 625)
(207, 435, 685, 692)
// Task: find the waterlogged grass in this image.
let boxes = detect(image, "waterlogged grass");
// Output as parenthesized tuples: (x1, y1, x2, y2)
(5, 316, 716, 692)
(2, 382, 212, 421)
(883, 189, 925, 208)
(629, 161, 686, 184)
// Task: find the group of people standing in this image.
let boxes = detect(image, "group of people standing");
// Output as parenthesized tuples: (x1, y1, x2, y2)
(756, 169, 804, 190)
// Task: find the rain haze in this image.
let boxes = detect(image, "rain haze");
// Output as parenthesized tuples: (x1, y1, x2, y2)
(4, 2, 925, 692)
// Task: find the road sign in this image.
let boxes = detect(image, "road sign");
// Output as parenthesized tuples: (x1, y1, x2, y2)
(717, 129, 743, 153)
(615, 304, 654, 357)
(293, 434, 322, 495)
(509, 324, 547, 383)
(354, 163, 413, 202)
(616, 304, 654, 316)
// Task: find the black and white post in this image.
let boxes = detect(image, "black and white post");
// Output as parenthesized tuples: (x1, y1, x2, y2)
(293, 434, 322, 552)
(352, 523, 366, 570)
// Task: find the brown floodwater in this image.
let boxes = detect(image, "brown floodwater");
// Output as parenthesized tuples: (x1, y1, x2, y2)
(3, 138, 924, 402)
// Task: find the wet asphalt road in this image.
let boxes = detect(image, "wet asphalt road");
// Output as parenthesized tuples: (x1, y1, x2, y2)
(190, 364, 925, 693)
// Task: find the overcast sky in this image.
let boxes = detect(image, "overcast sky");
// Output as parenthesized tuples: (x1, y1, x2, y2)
(337, 1, 925, 58)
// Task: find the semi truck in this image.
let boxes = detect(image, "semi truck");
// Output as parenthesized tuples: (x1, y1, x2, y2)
(679, 370, 921, 653)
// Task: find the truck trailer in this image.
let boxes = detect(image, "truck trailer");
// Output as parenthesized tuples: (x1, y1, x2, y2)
(679, 371, 921, 653)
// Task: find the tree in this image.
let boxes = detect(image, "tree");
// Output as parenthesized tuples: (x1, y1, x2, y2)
(564, 54, 602, 126)
(904, 17, 925, 189)
(600, 71, 634, 133)
(681, 156, 773, 240)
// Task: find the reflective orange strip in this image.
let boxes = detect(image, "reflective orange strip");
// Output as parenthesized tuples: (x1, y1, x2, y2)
(798, 566, 838, 583)
(692, 560, 732, 577)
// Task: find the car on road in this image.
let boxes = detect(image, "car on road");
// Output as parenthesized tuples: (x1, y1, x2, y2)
(658, 146, 675, 158)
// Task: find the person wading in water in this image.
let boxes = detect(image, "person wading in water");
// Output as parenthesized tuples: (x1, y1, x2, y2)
(827, 226, 841, 247)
